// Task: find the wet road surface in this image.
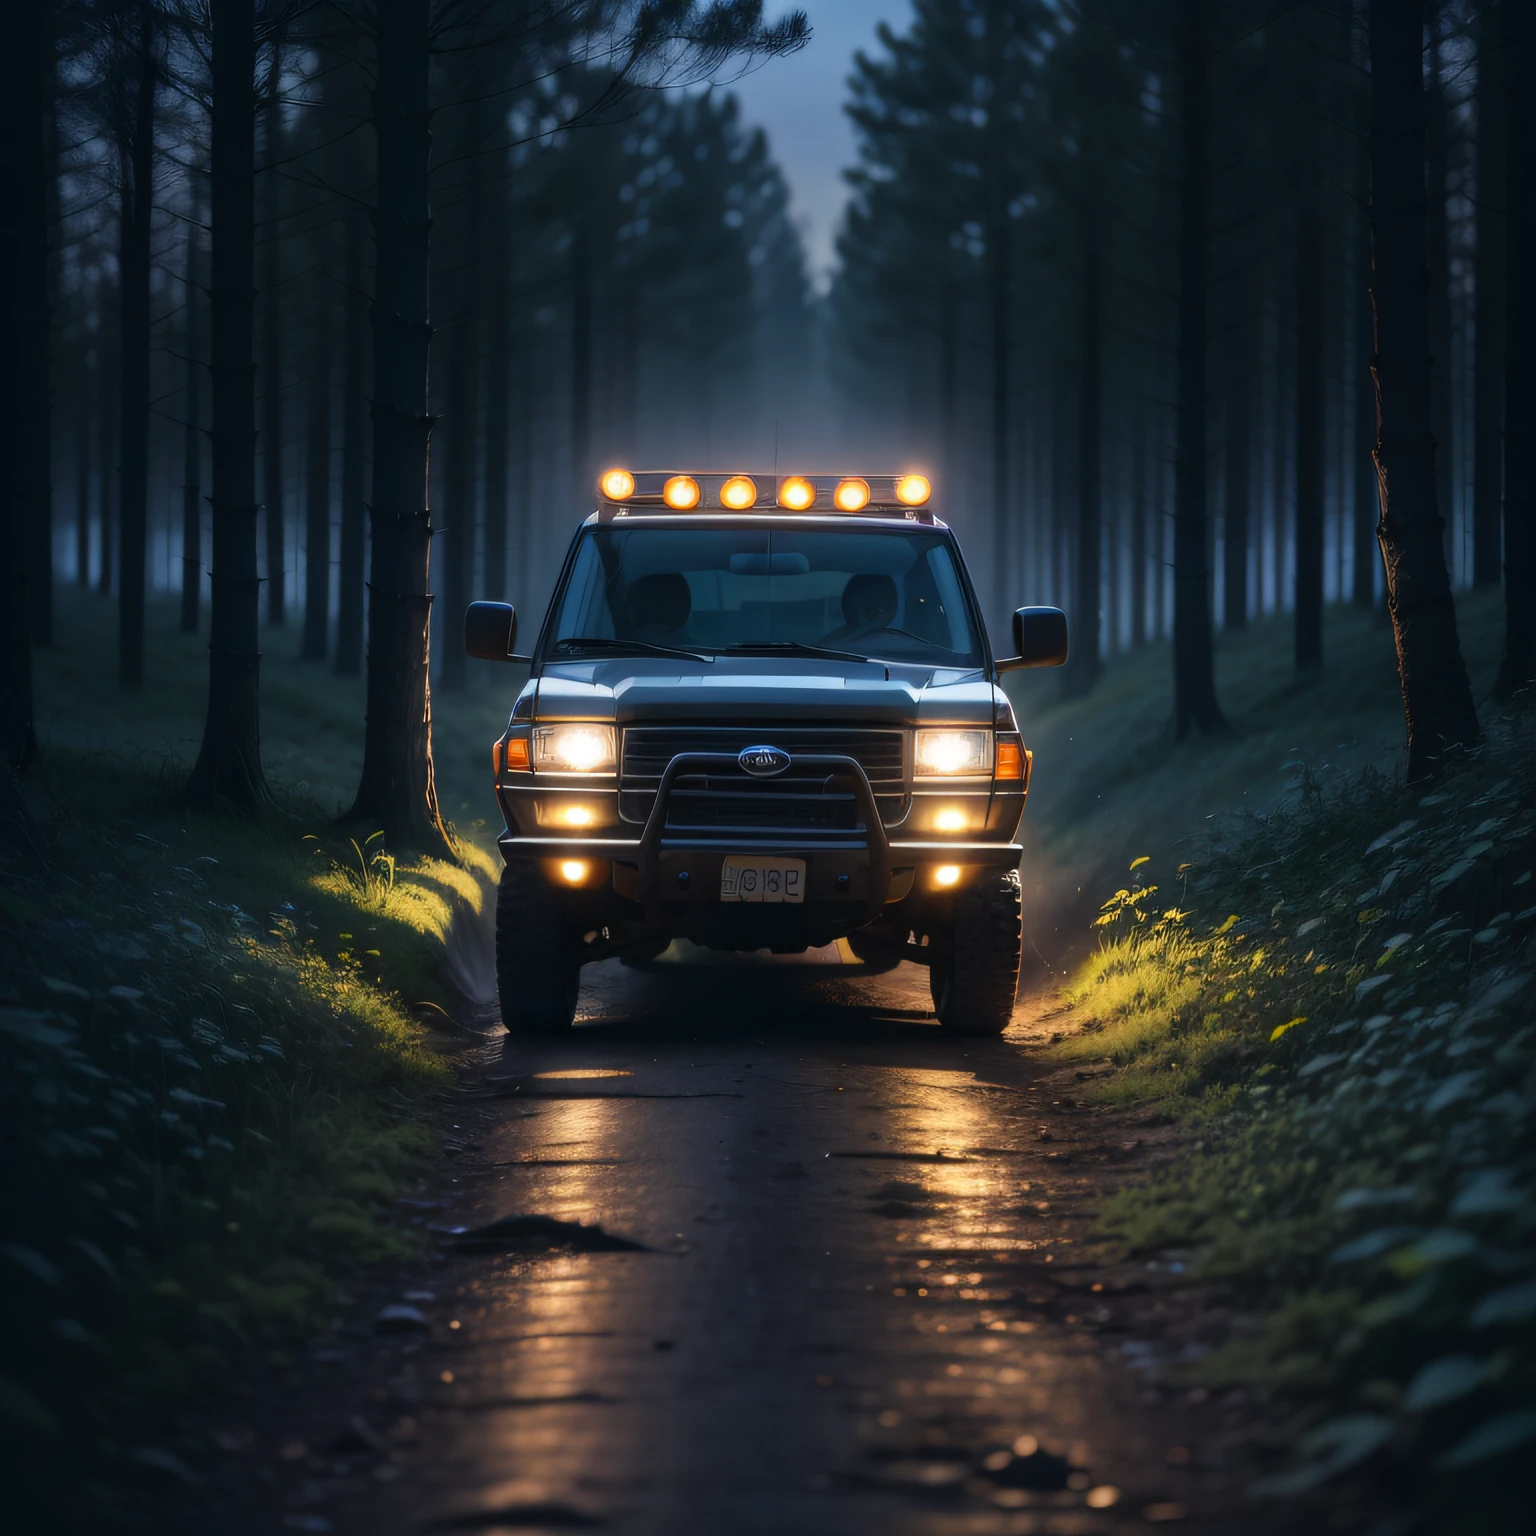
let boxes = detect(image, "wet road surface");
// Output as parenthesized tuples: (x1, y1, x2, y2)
(222, 946, 1281, 1535)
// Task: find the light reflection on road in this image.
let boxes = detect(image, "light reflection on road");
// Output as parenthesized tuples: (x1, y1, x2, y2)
(345, 944, 1215, 1535)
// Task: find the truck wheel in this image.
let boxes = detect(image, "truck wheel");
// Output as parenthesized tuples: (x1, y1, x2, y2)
(928, 868, 1022, 1036)
(496, 862, 581, 1037)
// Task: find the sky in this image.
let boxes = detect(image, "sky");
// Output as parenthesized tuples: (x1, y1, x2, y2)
(725, 1, 915, 289)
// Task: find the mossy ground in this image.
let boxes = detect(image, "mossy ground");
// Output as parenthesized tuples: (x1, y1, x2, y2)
(2, 590, 518, 1521)
(1025, 592, 1533, 1529)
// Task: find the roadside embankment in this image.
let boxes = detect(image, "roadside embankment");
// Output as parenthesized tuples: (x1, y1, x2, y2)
(1030, 597, 1532, 1530)
(1, 592, 509, 1527)
(1004, 590, 1505, 967)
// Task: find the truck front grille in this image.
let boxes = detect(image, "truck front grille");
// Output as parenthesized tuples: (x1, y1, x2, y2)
(619, 726, 909, 834)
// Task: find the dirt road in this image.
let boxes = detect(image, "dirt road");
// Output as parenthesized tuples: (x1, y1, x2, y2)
(192, 947, 1297, 1536)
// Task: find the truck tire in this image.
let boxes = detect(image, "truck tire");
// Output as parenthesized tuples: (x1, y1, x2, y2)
(928, 868, 1022, 1036)
(496, 862, 581, 1037)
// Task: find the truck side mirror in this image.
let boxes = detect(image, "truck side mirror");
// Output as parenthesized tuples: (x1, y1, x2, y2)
(464, 601, 519, 661)
(996, 606, 1069, 672)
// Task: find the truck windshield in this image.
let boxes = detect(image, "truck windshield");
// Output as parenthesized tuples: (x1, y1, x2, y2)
(545, 526, 984, 666)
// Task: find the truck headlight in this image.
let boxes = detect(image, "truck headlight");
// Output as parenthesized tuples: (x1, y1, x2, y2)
(915, 729, 991, 776)
(532, 724, 617, 774)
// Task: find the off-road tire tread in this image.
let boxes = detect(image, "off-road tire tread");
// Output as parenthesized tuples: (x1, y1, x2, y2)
(931, 868, 1022, 1035)
(496, 863, 579, 1036)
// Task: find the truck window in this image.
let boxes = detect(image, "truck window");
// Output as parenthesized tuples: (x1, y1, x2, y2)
(546, 526, 983, 665)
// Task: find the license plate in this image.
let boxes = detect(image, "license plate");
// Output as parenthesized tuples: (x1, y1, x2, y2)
(719, 856, 805, 904)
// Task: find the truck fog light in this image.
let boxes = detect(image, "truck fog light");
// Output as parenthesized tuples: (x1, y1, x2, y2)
(559, 860, 590, 884)
(934, 865, 961, 888)
(934, 807, 966, 832)
(559, 806, 595, 828)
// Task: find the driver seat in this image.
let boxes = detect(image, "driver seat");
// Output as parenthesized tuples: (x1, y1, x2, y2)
(825, 573, 898, 642)
(623, 572, 693, 638)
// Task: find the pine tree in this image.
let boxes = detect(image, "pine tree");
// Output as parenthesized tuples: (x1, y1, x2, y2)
(1497, 0, 1535, 693)
(183, 0, 275, 811)
(1171, 0, 1225, 735)
(0, 0, 52, 769)
(1367, 0, 1479, 773)
(840, 0, 1047, 614)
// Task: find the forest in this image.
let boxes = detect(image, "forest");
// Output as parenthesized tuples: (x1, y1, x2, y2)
(2, 0, 1529, 811)
(1, 0, 1534, 1533)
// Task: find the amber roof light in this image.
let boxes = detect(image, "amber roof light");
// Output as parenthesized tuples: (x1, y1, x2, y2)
(663, 475, 701, 510)
(834, 477, 871, 512)
(720, 475, 758, 509)
(777, 475, 816, 511)
(588, 469, 938, 517)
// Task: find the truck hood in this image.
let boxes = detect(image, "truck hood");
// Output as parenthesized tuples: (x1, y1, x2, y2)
(528, 656, 1001, 728)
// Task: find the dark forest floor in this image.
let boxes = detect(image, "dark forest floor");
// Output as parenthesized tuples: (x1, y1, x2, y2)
(6, 586, 1520, 1534)
(3, 592, 512, 1531)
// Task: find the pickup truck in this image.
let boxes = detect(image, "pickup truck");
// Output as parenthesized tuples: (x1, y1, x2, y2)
(464, 470, 1067, 1038)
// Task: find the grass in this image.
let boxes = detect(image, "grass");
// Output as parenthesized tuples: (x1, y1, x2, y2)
(8, 583, 1519, 1524)
(1005, 586, 1506, 891)
(1, 589, 516, 1523)
(1028, 593, 1535, 1530)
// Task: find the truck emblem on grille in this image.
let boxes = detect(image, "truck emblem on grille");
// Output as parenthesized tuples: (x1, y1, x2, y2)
(738, 745, 791, 777)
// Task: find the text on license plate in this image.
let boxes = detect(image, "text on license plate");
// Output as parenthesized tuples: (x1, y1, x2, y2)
(719, 856, 805, 903)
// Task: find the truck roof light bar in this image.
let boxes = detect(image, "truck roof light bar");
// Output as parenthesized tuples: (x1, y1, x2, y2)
(594, 470, 935, 522)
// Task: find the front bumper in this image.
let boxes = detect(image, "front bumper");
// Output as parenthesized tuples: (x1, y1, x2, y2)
(496, 751, 1022, 919)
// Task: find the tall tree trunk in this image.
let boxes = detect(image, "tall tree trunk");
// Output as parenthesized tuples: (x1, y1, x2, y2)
(335, 202, 368, 676)
(183, 0, 271, 811)
(440, 148, 484, 692)
(1131, 392, 1147, 645)
(513, 341, 533, 605)
(614, 272, 640, 463)
(939, 266, 956, 498)
(1173, 0, 1224, 735)
(302, 262, 332, 662)
(1063, 235, 1101, 697)
(1270, 264, 1290, 620)
(97, 307, 116, 595)
(1472, 0, 1505, 588)
(1368, 0, 1479, 773)
(76, 384, 92, 589)
(989, 204, 1010, 616)
(482, 209, 511, 605)
(437, 312, 472, 691)
(116, 0, 156, 688)
(33, 2, 58, 649)
(349, 0, 450, 854)
(1426, 8, 1455, 567)
(0, 0, 50, 768)
(1496, 0, 1535, 694)
(1223, 338, 1249, 630)
(1294, 189, 1324, 678)
(1051, 353, 1073, 608)
(260, 62, 286, 624)
(1354, 226, 1378, 608)
(569, 218, 592, 502)
(180, 208, 202, 633)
